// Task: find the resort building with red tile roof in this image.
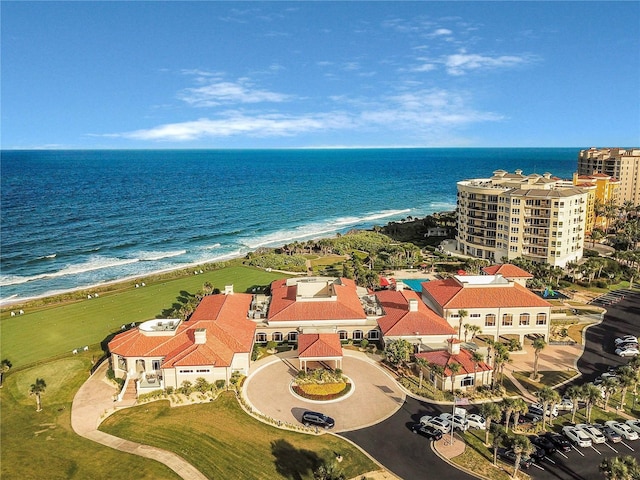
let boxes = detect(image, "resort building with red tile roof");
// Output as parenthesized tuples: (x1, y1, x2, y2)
(416, 339, 493, 392)
(481, 263, 533, 287)
(421, 274, 552, 344)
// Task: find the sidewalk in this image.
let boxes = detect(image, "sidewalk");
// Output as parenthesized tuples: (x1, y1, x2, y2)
(71, 362, 208, 480)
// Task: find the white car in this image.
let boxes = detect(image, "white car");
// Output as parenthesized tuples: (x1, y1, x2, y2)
(423, 417, 452, 433)
(615, 335, 638, 345)
(562, 426, 592, 447)
(531, 402, 558, 417)
(439, 413, 469, 431)
(625, 420, 640, 435)
(615, 347, 639, 357)
(557, 398, 574, 411)
(605, 421, 640, 441)
(419, 415, 433, 425)
(466, 414, 487, 430)
(575, 424, 606, 444)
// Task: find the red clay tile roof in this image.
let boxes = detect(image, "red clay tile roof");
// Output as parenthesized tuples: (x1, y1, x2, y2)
(108, 293, 255, 367)
(298, 333, 343, 358)
(423, 278, 551, 310)
(268, 278, 366, 322)
(482, 264, 534, 278)
(416, 348, 492, 377)
(375, 289, 456, 337)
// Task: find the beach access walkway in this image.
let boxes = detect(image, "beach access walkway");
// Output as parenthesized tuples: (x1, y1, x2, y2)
(71, 361, 208, 480)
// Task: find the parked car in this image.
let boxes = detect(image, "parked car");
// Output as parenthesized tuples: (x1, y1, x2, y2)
(562, 426, 592, 447)
(530, 402, 558, 417)
(529, 445, 547, 463)
(495, 448, 532, 469)
(466, 414, 487, 430)
(529, 435, 556, 454)
(616, 347, 639, 357)
(626, 420, 640, 434)
(556, 397, 574, 411)
(593, 424, 622, 443)
(419, 415, 433, 425)
(301, 411, 335, 429)
(543, 432, 572, 452)
(605, 421, 640, 441)
(424, 416, 452, 433)
(615, 335, 639, 345)
(410, 423, 443, 440)
(575, 424, 606, 444)
(439, 413, 469, 431)
(522, 412, 542, 424)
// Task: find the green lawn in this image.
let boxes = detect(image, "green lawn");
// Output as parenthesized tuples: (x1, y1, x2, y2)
(1, 265, 286, 368)
(0, 356, 180, 480)
(512, 370, 579, 393)
(100, 393, 376, 480)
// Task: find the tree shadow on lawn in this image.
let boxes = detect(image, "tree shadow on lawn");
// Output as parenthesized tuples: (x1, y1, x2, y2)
(271, 438, 322, 480)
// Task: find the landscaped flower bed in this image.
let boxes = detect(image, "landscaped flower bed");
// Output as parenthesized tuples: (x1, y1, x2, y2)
(292, 382, 351, 401)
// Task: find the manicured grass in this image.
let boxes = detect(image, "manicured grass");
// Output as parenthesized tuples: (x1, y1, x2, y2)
(1, 265, 286, 368)
(0, 356, 179, 480)
(100, 393, 376, 480)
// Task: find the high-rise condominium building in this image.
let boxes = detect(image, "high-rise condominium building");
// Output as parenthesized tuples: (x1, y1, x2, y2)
(456, 170, 587, 268)
(578, 148, 640, 206)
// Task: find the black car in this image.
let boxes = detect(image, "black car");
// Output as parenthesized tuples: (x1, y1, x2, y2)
(410, 423, 443, 440)
(529, 445, 547, 463)
(496, 448, 532, 469)
(529, 435, 556, 454)
(522, 412, 542, 424)
(542, 432, 572, 452)
(301, 411, 335, 429)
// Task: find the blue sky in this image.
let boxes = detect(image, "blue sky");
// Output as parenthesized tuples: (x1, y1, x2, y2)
(2, 1, 639, 149)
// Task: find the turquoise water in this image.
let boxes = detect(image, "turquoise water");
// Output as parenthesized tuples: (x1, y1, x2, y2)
(398, 279, 430, 292)
(0, 148, 579, 302)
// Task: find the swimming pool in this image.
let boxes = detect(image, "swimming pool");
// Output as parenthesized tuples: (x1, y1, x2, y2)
(398, 279, 429, 292)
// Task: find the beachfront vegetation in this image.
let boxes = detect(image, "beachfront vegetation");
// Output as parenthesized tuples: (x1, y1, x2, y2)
(0, 356, 180, 480)
(100, 393, 376, 480)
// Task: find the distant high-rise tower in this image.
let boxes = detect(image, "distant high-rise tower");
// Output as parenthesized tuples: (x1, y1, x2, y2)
(456, 170, 587, 268)
(578, 148, 640, 206)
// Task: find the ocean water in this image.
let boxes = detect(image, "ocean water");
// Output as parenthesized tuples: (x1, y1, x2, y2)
(0, 148, 578, 303)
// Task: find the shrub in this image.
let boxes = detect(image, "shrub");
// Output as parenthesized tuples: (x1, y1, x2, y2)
(179, 380, 193, 395)
(266, 340, 278, 351)
(215, 380, 226, 390)
(360, 339, 369, 349)
(165, 386, 174, 395)
(193, 377, 212, 393)
(106, 368, 116, 381)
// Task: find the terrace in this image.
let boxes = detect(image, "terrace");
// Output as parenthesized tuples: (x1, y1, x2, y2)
(138, 319, 180, 336)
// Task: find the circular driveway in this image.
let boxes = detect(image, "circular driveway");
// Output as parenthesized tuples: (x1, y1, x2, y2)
(244, 350, 405, 433)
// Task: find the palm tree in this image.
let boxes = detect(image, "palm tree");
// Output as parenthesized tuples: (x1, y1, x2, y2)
(493, 343, 511, 387)
(601, 377, 619, 411)
(600, 455, 640, 480)
(471, 351, 485, 392)
(480, 401, 502, 446)
(468, 324, 482, 342)
(511, 435, 535, 479)
(511, 398, 528, 432)
(491, 424, 507, 466)
(565, 384, 583, 424)
(457, 310, 468, 341)
(30, 378, 46, 412)
(415, 357, 428, 390)
(531, 338, 546, 381)
(583, 383, 603, 423)
(463, 323, 471, 343)
(500, 397, 515, 432)
(617, 366, 635, 412)
(0, 358, 12, 388)
(536, 386, 559, 430)
(430, 364, 445, 389)
(448, 362, 461, 394)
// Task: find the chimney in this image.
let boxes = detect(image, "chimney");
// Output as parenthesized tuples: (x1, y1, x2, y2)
(194, 328, 206, 344)
(447, 338, 461, 355)
(395, 282, 404, 291)
(224, 284, 234, 295)
(408, 299, 419, 312)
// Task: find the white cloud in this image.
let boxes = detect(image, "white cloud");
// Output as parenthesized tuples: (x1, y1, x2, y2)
(178, 80, 293, 107)
(114, 88, 501, 142)
(445, 50, 529, 75)
(431, 28, 453, 36)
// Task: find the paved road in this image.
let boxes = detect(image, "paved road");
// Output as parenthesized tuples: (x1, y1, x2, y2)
(341, 397, 477, 480)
